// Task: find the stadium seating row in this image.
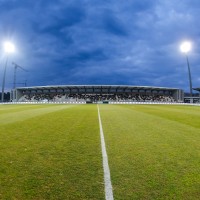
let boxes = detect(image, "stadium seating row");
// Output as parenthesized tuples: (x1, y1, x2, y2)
(19, 93, 175, 103)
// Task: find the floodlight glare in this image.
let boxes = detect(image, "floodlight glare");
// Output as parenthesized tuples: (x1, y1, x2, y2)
(1, 41, 16, 102)
(180, 41, 193, 98)
(180, 41, 191, 53)
(3, 41, 15, 53)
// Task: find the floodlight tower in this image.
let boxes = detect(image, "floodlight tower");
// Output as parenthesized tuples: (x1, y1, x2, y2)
(1, 41, 15, 102)
(180, 41, 193, 97)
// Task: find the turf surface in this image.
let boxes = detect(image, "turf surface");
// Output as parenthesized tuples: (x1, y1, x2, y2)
(0, 104, 200, 200)
(100, 104, 200, 200)
(0, 104, 104, 200)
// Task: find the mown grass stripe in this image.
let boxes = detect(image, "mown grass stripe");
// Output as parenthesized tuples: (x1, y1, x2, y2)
(0, 105, 75, 125)
(97, 105, 114, 200)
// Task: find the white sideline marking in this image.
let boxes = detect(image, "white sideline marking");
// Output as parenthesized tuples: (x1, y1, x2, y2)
(97, 105, 114, 200)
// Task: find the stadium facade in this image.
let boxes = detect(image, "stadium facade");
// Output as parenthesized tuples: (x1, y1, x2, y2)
(11, 85, 184, 103)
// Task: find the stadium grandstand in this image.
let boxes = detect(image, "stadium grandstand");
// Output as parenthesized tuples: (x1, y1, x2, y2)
(183, 87, 200, 103)
(11, 85, 184, 103)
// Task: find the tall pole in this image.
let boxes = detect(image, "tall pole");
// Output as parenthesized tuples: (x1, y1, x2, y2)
(1, 41, 15, 102)
(185, 54, 193, 97)
(13, 65, 17, 89)
(1, 56, 8, 102)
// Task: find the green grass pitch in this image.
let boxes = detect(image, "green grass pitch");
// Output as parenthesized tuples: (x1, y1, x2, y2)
(0, 104, 199, 199)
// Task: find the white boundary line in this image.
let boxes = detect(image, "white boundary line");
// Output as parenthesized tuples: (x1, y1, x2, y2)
(97, 105, 114, 200)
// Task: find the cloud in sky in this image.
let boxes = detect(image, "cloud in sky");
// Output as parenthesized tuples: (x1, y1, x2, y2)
(0, 0, 200, 92)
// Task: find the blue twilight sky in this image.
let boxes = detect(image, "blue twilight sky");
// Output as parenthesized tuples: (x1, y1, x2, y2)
(0, 0, 200, 92)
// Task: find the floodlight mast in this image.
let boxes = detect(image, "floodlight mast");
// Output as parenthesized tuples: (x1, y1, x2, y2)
(1, 41, 15, 102)
(185, 54, 193, 97)
(180, 41, 193, 97)
(1, 57, 8, 102)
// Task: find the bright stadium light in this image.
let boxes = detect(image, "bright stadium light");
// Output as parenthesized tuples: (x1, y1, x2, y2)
(3, 41, 15, 53)
(180, 41, 193, 98)
(1, 41, 15, 102)
(180, 41, 191, 53)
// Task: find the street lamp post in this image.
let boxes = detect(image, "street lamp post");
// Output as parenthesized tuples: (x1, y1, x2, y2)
(1, 41, 15, 102)
(180, 41, 193, 97)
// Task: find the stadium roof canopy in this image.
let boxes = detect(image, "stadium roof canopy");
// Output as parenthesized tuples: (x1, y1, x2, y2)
(12, 85, 184, 102)
(16, 85, 180, 91)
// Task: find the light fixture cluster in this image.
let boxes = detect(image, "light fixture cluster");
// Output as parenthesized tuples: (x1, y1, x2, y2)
(3, 41, 15, 53)
(180, 41, 191, 53)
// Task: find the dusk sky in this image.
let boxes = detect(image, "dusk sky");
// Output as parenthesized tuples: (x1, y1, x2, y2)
(0, 0, 200, 92)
